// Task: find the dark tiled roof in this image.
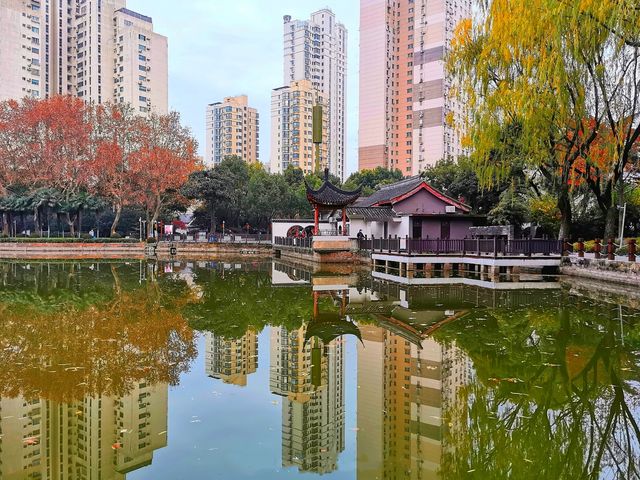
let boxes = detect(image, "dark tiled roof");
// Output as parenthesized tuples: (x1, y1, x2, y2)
(354, 176, 424, 207)
(306, 170, 362, 207)
(347, 206, 398, 221)
(354, 175, 471, 213)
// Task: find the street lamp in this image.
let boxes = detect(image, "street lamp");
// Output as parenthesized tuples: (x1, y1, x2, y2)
(222, 221, 225, 239)
(618, 203, 627, 249)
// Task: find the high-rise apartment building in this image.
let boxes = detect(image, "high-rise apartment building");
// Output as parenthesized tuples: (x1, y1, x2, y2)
(0, 0, 46, 101)
(270, 80, 328, 176)
(205, 330, 258, 387)
(281, 9, 347, 180)
(0, 0, 168, 115)
(358, 0, 471, 176)
(205, 95, 260, 167)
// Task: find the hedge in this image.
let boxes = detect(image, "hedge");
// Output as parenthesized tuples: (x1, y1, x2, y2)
(0, 237, 141, 244)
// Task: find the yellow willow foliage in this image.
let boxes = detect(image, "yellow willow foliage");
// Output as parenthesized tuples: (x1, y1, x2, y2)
(446, 0, 626, 187)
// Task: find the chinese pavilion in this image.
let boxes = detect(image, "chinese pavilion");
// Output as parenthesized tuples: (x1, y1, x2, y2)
(305, 169, 362, 236)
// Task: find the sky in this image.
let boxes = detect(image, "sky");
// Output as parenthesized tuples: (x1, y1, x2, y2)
(127, 0, 361, 175)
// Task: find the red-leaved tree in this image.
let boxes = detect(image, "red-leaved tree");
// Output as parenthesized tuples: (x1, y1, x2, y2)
(129, 111, 199, 237)
(89, 103, 142, 236)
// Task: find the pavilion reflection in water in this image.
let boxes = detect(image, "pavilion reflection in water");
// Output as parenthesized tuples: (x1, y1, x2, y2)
(271, 260, 483, 479)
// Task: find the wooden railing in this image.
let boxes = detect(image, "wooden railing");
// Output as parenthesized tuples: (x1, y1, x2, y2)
(358, 236, 563, 257)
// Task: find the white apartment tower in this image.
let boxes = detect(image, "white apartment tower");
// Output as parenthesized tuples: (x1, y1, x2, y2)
(0, 0, 47, 101)
(282, 9, 347, 180)
(205, 95, 260, 167)
(0, 0, 168, 115)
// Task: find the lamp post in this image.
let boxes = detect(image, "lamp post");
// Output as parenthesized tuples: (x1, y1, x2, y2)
(618, 203, 627, 249)
(222, 221, 225, 239)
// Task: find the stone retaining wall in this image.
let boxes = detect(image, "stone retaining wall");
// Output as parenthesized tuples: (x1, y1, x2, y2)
(0, 242, 145, 259)
(561, 256, 640, 286)
(0, 241, 273, 260)
(155, 242, 272, 259)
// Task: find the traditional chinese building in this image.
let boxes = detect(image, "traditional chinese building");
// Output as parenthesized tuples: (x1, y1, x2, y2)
(305, 169, 362, 237)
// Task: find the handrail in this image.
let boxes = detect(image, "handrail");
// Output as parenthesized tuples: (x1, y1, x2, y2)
(357, 236, 563, 256)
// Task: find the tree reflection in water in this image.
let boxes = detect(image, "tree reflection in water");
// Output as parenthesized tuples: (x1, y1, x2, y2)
(431, 293, 640, 479)
(0, 261, 197, 402)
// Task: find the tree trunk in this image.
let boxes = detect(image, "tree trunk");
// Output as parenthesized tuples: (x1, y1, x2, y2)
(1, 212, 9, 236)
(210, 207, 216, 234)
(150, 194, 162, 238)
(604, 205, 618, 241)
(111, 203, 122, 237)
(78, 209, 83, 238)
(65, 213, 76, 237)
(33, 207, 40, 236)
(557, 187, 572, 240)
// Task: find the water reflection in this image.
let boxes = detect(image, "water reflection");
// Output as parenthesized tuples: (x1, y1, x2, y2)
(0, 261, 197, 479)
(0, 260, 638, 479)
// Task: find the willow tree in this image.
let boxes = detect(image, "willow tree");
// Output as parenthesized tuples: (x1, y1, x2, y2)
(448, 0, 602, 239)
(573, 1, 640, 239)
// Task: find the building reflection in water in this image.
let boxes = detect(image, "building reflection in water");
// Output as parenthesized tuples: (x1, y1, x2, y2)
(350, 281, 473, 480)
(270, 260, 477, 478)
(0, 383, 168, 480)
(357, 326, 472, 479)
(268, 273, 351, 475)
(0, 260, 199, 480)
(205, 330, 259, 387)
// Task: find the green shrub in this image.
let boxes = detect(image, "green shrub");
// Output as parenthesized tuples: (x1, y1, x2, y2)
(110, 232, 122, 239)
(146, 237, 158, 244)
(0, 237, 138, 244)
(80, 233, 92, 240)
(616, 246, 628, 256)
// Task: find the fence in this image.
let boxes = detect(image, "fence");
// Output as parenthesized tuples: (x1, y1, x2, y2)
(274, 236, 312, 249)
(359, 236, 563, 257)
(162, 233, 271, 245)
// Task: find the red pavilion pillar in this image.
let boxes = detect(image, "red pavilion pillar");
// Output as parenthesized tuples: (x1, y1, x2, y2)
(342, 207, 347, 236)
(314, 204, 319, 235)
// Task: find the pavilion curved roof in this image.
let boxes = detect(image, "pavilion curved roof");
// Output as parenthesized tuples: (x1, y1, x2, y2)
(305, 169, 362, 208)
(304, 313, 363, 346)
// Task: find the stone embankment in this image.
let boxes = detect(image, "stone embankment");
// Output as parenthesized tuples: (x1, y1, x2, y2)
(0, 241, 273, 260)
(0, 241, 145, 259)
(561, 256, 640, 287)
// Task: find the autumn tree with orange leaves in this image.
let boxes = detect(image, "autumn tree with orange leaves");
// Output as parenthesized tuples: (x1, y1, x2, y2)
(130, 111, 199, 238)
(0, 95, 198, 237)
(89, 103, 142, 236)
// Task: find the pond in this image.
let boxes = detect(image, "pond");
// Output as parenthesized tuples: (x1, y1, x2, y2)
(0, 260, 639, 479)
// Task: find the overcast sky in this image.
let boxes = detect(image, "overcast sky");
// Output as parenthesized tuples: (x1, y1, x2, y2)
(127, 0, 360, 175)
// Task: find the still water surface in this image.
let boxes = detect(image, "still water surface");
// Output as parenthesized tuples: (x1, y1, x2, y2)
(0, 260, 639, 479)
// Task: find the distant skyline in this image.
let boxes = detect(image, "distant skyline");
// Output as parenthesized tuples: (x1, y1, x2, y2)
(127, 0, 360, 175)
